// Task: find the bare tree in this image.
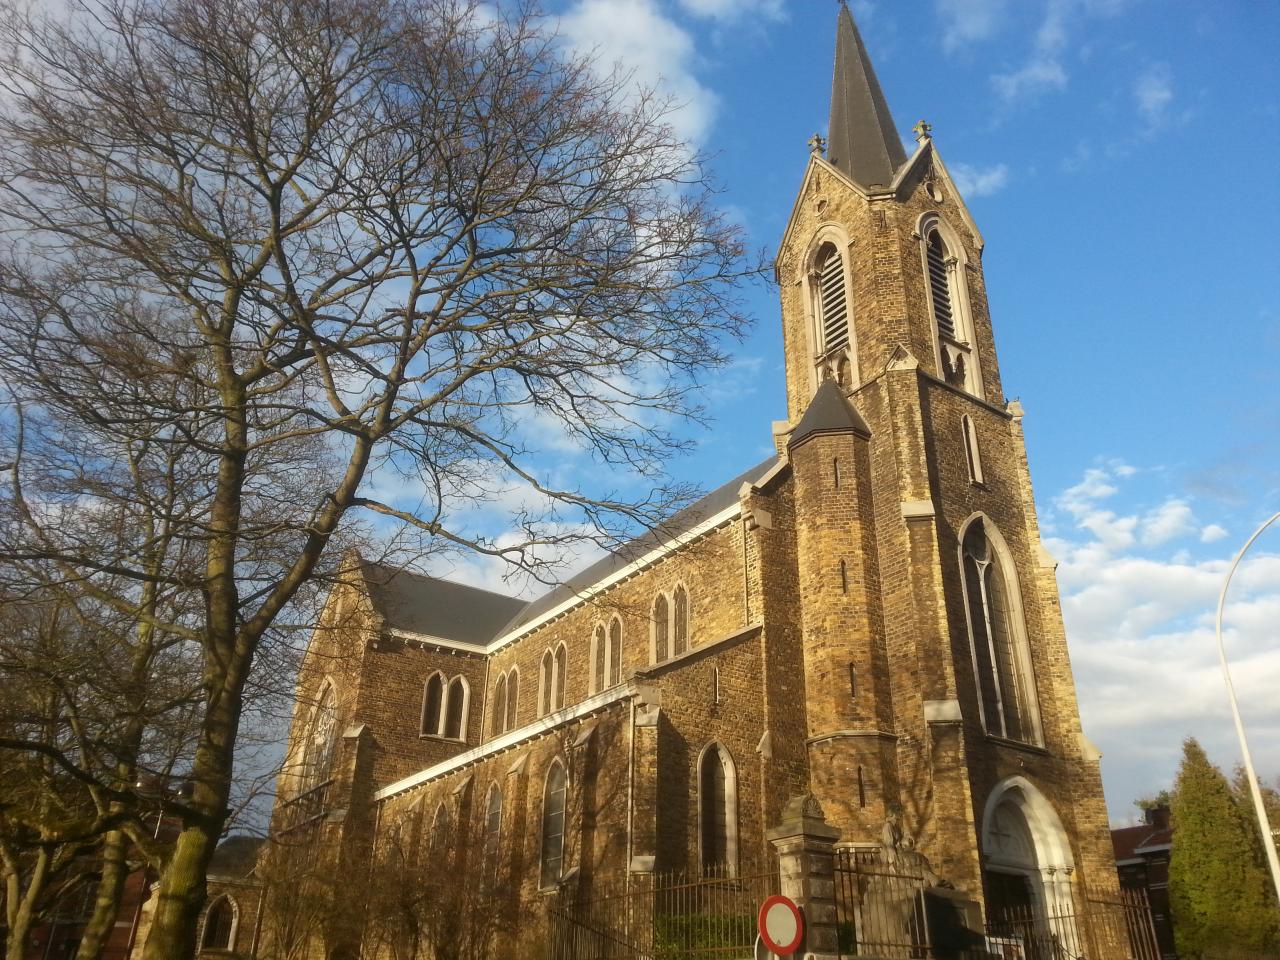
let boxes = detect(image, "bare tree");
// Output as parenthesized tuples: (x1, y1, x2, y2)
(0, 579, 203, 960)
(0, 0, 754, 955)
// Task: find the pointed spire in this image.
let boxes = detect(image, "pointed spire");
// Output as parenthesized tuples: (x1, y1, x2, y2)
(827, 1, 908, 189)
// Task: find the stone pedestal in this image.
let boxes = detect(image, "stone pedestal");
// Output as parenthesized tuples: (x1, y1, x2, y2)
(767, 794, 842, 960)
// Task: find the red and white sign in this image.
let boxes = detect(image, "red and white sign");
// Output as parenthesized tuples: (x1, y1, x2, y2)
(757, 895, 804, 956)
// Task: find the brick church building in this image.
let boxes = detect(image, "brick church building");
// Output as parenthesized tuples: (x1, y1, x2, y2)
(233, 5, 1131, 958)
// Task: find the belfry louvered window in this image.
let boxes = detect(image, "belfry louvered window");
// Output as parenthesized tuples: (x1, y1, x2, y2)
(816, 245, 849, 352)
(927, 230, 956, 340)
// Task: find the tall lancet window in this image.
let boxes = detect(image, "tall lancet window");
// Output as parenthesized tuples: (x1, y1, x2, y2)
(698, 743, 738, 876)
(960, 518, 1039, 744)
(652, 594, 670, 664)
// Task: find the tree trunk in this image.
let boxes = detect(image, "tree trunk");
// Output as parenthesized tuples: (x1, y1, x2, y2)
(4, 847, 49, 960)
(74, 828, 128, 960)
(139, 822, 220, 960)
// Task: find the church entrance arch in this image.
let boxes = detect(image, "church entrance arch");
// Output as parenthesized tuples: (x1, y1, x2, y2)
(981, 777, 1079, 945)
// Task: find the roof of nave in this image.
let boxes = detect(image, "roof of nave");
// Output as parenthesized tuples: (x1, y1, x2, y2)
(496, 455, 780, 638)
(362, 563, 528, 647)
(360, 455, 781, 649)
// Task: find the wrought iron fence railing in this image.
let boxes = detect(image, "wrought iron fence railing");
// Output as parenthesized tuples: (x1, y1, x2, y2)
(983, 887, 1161, 960)
(549, 860, 779, 960)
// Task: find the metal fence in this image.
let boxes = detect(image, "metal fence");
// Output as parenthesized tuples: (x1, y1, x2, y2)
(548, 861, 778, 960)
(550, 852, 1161, 960)
(834, 848, 931, 959)
(984, 887, 1161, 960)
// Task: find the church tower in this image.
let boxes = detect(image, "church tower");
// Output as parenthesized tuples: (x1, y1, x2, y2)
(778, 1, 1119, 916)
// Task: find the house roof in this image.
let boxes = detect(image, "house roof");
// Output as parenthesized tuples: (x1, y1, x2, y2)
(789, 380, 871, 448)
(1111, 823, 1173, 863)
(362, 456, 782, 649)
(827, 0, 907, 189)
(208, 836, 264, 879)
(363, 563, 527, 648)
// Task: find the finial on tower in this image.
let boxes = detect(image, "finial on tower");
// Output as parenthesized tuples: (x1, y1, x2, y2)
(913, 119, 933, 144)
(808, 133, 827, 155)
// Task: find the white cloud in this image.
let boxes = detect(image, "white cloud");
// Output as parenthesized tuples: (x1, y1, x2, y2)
(948, 161, 1011, 198)
(1134, 62, 1175, 127)
(1140, 499, 1196, 547)
(1046, 464, 1280, 820)
(992, 51, 1068, 103)
(1201, 523, 1229, 544)
(937, 0, 1010, 54)
(991, 0, 1130, 104)
(561, 0, 717, 144)
(676, 0, 784, 22)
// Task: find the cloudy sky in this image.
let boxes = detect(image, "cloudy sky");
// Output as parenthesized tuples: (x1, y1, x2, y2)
(423, 0, 1280, 825)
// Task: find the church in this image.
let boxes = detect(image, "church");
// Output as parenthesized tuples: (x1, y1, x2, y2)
(213, 5, 1141, 958)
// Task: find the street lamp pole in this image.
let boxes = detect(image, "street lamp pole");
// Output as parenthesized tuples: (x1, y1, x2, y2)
(1215, 511, 1280, 904)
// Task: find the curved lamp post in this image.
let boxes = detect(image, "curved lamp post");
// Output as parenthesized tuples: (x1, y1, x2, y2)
(1215, 511, 1280, 903)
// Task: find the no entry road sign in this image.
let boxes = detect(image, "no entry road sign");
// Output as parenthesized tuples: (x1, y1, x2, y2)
(757, 895, 804, 956)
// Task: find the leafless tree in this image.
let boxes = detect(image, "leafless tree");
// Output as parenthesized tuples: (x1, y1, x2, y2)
(0, 0, 754, 955)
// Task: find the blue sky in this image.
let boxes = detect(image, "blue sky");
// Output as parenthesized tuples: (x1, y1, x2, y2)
(430, 0, 1280, 824)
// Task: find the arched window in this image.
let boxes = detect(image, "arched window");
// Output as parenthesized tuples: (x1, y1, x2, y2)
(926, 229, 956, 341)
(554, 643, 568, 710)
(592, 625, 607, 693)
(652, 594, 670, 664)
(815, 243, 850, 354)
(492, 674, 507, 737)
(698, 743, 737, 876)
(422, 673, 468, 740)
(962, 415, 984, 485)
(444, 677, 467, 740)
(923, 220, 978, 395)
(540, 761, 568, 888)
(539, 651, 554, 717)
(429, 802, 451, 860)
(673, 585, 689, 656)
(202, 895, 236, 951)
(303, 682, 339, 789)
(421, 673, 444, 737)
(505, 669, 519, 731)
(960, 518, 1039, 744)
(608, 619, 622, 687)
(485, 783, 503, 879)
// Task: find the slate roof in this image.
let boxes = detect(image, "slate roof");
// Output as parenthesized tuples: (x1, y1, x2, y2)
(496, 456, 781, 638)
(827, 0, 908, 189)
(789, 379, 871, 447)
(363, 563, 527, 647)
(362, 456, 781, 648)
(208, 835, 264, 879)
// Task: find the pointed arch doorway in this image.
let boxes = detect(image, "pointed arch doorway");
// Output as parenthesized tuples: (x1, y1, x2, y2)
(981, 777, 1082, 952)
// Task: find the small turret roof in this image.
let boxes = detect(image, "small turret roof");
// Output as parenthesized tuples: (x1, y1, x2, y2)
(789, 379, 870, 448)
(827, 1, 907, 189)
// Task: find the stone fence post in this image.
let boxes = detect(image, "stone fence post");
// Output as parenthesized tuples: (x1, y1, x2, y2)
(767, 794, 842, 960)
